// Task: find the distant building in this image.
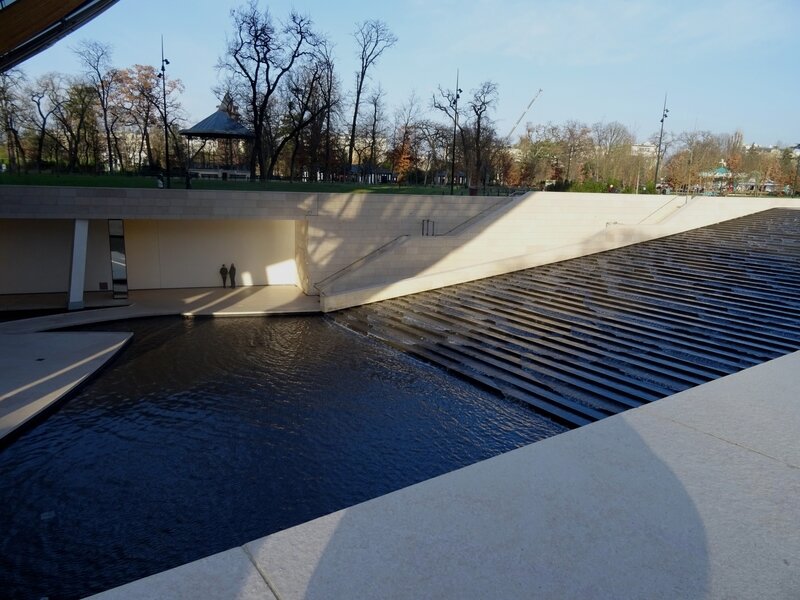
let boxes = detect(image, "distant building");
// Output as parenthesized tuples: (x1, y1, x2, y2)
(350, 165, 397, 184)
(631, 144, 657, 158)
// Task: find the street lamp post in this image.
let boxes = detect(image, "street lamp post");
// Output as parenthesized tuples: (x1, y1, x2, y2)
(653, 93, 669, 192)
(158, 36, 170, 188)
(449, 70, 462, 195)
(794, 144, 800, 196)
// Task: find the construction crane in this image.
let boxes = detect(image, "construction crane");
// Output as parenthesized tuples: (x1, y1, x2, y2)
(505, 88, 543, 142)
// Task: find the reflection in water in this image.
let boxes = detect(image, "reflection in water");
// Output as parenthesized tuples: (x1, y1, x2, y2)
(0, 316, 564, 599)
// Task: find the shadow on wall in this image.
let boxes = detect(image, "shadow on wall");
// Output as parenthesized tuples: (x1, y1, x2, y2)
(308, 193, 800, 311)
(244, 412, 715, 599)
(299, 191, 507, 291)
(4, 188, 795, 314)
(305, 192, 687, 310)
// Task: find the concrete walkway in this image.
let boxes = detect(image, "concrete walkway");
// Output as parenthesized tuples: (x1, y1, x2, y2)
(0, 286, 320, 441)
(87, 351, 800, 600)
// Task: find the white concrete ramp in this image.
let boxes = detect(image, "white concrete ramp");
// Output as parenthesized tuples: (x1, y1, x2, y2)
(0, 332, 131, 440)
(88, 351, 800, 599)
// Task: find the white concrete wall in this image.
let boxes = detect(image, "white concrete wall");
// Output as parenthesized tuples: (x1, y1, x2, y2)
(317, 193, 800, 311)
(0, 219, 112, 295)
(299, 193, 501, 293)
(4, 190, 800, 305)
(124, 219, 296, 290)
(0, 219, 73, 294)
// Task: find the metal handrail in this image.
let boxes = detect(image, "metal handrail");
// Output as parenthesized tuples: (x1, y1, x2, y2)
(636, 195, 691, 225)
(314, 234, 409, 295)
(441, 197, 516, 236)
(314, 196, 519, 295)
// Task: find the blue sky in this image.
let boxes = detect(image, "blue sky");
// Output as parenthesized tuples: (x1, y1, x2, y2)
(17, 0, 800, 147)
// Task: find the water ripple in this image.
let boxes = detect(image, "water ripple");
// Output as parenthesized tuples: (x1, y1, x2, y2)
(0, 315, 563, 599)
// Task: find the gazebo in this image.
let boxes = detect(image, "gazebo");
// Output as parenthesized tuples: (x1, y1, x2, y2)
(700, 162, 733, 193)
(180, 95, 254, 181)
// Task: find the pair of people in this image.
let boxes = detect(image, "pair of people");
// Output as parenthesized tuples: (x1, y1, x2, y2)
(219, 263, 237, 288)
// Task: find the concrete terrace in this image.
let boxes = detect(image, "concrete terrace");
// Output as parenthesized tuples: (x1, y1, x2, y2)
(1, 192, 799, 598)
(0, 234, 796, 597)
(73, 208, 799, 599)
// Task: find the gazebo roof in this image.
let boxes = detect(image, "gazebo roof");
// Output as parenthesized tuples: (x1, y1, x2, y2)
(701, 165, 732, 179)
(180, 98, 254, 139)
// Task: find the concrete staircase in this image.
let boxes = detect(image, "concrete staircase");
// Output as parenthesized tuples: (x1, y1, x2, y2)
(333, 209, 800, 427)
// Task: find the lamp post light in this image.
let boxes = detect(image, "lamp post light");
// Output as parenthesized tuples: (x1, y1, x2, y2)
(653, 93, 669, 192)
(157, 36, 170, 188)
(794, 144, 800, 196)
(449, 70, 462, 195)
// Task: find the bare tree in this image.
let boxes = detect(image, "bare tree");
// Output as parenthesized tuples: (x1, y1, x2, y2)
(74, 40, 120, 173)
(466, 81, 498, 190)
(0, 69, 26, 173)
(433, 81, 498, 190)
(25, 73, 59, 171)
(317, 39, 340, 181)
(49, 77, 98, 172)
(416, 119, 450, 184)
(721, 129, 744, 175)
(516, 123, 560, 187)
(346, 19, 396, 174)
(558, 120, 591, 183)
(592, 121, 634, 182)
(116, 64, 160, 171)
(264, 46, 334, 180)
(219, 1, 318, 180)
(432, 85, 465, 188)
(291, 39, 338, 182)
(150, 71, 185, 170)
(363, 85, 386, 178)
(388, 92, 421, 184)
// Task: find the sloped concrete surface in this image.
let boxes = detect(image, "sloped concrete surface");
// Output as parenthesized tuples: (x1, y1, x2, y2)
(84, 548, 278, 600)
(0, 331, 130, 440)
(642, 351, 800, 468)
(89, 351, 800, 599)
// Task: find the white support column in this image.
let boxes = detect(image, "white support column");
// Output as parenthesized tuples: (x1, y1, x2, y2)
(68, 219, 89, 310)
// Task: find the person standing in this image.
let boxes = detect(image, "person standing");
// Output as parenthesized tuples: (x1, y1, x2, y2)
(229, 263, 237, 288)
(219, 264, 228, 288)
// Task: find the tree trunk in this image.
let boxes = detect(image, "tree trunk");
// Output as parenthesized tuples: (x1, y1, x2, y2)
(289, 139, 299, 182)
(347, 73, 364, 174)
(36, 125, 47, 172)
(104, 118, 114, 173)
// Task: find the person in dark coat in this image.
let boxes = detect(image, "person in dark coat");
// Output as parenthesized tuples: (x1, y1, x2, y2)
(219, 264, 228, 288)
(229, 263, 237, 288)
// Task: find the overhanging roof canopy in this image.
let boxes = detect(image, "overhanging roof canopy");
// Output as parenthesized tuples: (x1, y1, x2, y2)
(0, 0, 119, 71)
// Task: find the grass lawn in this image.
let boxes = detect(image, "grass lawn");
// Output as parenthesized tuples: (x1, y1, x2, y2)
(0, 172, 512, 196)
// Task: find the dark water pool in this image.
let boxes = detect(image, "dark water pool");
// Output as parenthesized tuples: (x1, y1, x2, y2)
(0, 316, 564, 599)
